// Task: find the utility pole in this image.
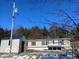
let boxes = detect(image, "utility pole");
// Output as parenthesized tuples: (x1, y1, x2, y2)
(10, 2, 18, 54)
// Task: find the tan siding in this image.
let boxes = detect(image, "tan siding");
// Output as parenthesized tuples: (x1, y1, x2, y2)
(64, 40, 70, 46)
(36, 41, 42, 47)
(28, 41, 32, 47)
(64, 40, 72, 49)
(28, 41, 46, 47)
(27, 38, 72, 50)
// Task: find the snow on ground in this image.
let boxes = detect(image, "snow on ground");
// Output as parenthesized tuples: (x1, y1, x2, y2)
(0, 54, 78, 59)
(0, 55, 38, 59)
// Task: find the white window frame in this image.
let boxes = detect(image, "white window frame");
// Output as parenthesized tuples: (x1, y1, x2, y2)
(31, 41, 36, 46)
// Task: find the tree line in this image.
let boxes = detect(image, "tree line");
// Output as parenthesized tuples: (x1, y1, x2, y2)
(0, 23, 79, 40)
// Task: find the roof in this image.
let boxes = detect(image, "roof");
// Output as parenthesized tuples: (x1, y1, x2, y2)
(1, 35, 25, 40)
(28, 38, 71, 41)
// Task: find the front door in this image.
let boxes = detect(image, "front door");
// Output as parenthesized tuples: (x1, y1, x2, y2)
(21, 41, 25, 52)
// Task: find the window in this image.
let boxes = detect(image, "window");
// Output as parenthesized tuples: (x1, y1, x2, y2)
(42, 41, 46, 45)
(46, 41, 49, 45)
(58, 40, 64, 45)
(61, 40, 64, 45)
(31, 41, 36, 46)
(42, 41, 48, 45)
